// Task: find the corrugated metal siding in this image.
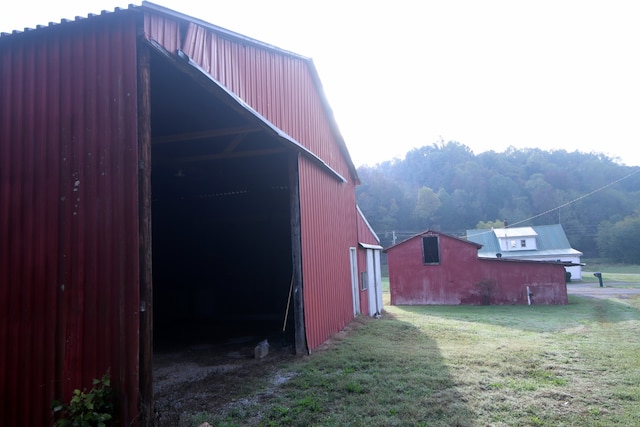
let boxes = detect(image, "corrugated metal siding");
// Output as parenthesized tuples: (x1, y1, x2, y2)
(298, 156, 358, 350)
(144, 17, 353, 182)
(0, 15, 140, 426)
(357, 210, 380, 246)
(145, 14, 361, 351)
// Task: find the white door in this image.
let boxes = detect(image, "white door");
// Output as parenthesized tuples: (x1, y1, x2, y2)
(349, 247, 360, 315)
(366, 249, 383, 316)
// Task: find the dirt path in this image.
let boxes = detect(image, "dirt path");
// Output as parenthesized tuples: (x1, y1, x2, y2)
(567, 282, 640, 299)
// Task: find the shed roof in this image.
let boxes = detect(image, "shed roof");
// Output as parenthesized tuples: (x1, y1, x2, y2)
(384, 229, 482, 253)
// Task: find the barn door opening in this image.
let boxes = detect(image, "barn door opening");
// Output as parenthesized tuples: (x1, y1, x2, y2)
(146, 46, 302, 366)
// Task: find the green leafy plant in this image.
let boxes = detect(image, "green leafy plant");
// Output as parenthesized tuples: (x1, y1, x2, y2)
(52, 371, 113, 427)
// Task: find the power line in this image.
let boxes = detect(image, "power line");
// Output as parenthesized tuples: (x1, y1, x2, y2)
(376, 167, 640, 241)
(507, 168, 640, 229)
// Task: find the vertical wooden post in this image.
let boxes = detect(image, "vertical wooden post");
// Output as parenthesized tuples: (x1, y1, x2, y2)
(288, 153, 307, 355)
(137, 40, 154, 426)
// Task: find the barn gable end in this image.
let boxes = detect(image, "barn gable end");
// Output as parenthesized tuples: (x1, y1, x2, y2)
(1, 3, 370, 426)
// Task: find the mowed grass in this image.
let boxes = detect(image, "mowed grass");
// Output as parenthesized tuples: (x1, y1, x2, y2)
(190, 294, 640, 427)
(582, 260, 640, 283)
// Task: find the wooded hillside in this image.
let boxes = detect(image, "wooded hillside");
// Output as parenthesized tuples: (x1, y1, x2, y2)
(356, 141, 640, 262)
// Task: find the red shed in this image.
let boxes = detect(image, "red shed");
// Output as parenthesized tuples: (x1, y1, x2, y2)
(0, 3, 375, 425)
(385, 230, 568, 306)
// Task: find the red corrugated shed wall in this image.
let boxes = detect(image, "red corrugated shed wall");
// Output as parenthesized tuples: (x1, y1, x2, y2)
(144, 15, 358, 350)
(387, 232, 568, 305)
(0, 14, 141, 426)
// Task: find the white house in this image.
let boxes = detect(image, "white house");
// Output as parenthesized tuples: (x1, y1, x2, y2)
(466, 224, 584, 280)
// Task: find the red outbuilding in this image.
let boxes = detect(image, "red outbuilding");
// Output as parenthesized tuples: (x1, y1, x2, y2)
(0, 3, 377, 425)
(385, 230, 569, 306)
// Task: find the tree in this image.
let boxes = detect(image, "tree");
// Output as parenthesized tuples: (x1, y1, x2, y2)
(355, 141, 640, 259)
(597, 215, 640, 263)
(476, 219, 506, 229)
(411, 186, 441, 227)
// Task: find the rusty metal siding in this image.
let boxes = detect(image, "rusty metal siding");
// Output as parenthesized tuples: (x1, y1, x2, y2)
(0, 14, 140, 426)
(298, 156, 358, 350)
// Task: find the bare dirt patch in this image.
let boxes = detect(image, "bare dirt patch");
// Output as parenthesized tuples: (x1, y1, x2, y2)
(152, 335, 296, 426)
(152, 318, 369, 426)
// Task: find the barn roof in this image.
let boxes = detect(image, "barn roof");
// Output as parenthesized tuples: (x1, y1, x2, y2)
(0, 1, 360, 184)
(148, 40, 348, 182)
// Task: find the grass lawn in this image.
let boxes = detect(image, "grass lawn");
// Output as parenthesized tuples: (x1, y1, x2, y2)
(188, 293, 640, 427)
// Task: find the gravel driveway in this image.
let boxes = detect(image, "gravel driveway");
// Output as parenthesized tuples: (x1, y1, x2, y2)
(567, 282, 640, 299)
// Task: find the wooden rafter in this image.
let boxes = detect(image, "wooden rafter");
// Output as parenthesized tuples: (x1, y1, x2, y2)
(156, 147, 287, 165)
(152, 125, 261, 144)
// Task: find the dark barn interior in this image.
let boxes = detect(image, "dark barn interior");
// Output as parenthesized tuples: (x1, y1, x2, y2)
(149, 49, 297, 352)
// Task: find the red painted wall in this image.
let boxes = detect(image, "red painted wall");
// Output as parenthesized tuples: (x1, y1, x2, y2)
(387, 231, 567, 306)
(298, 157, 358, 349)
(0, 13, 141, 427)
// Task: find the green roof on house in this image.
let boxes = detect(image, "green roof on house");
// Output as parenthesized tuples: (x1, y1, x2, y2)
(466, 224, 583, 259)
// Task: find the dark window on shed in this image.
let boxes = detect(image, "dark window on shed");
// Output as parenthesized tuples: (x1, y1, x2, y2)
(422, 236, 440, 264)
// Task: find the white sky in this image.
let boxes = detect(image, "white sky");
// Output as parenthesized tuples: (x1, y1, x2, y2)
(3, 1, 639, 167)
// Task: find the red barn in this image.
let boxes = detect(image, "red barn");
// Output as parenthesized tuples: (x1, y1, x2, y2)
(385, 230, 568, 306)
(0, 3, 376, 425)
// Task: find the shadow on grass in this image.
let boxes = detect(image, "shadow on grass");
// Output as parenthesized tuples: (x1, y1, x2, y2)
(246, 315, 477, 427)
(392, 294, 640, 333)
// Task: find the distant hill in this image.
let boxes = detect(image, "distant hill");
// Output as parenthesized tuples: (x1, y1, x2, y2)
(356, 141, 640, 261)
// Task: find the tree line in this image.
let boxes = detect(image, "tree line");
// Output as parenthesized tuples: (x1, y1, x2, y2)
(356, 141, 640, 263)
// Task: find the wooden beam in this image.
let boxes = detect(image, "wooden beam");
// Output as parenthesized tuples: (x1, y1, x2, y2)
(170, 147, 287, 163)
(223, 132, 247, 153)
(288, 153, 308, 355)
(137, 43, 154, 427)
(152, 126, 261, 144)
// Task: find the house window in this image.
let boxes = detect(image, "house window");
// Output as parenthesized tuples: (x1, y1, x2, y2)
(422, 236, 440, 264)
(520, 239, 527, 248)
(510, 240, 517, 248)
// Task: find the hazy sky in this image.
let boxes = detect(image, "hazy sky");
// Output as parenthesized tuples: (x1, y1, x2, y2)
(3, 1, 639, 167)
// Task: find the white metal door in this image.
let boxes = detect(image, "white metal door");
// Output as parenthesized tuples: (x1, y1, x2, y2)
(349, 247, 360, 315)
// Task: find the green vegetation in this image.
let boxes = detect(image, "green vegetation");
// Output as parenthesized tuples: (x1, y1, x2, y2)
(188, 294, 640, 426)
(356, 141, 640, 262)
(582, 260, 640, 275)
(52, 372, 113, 427)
